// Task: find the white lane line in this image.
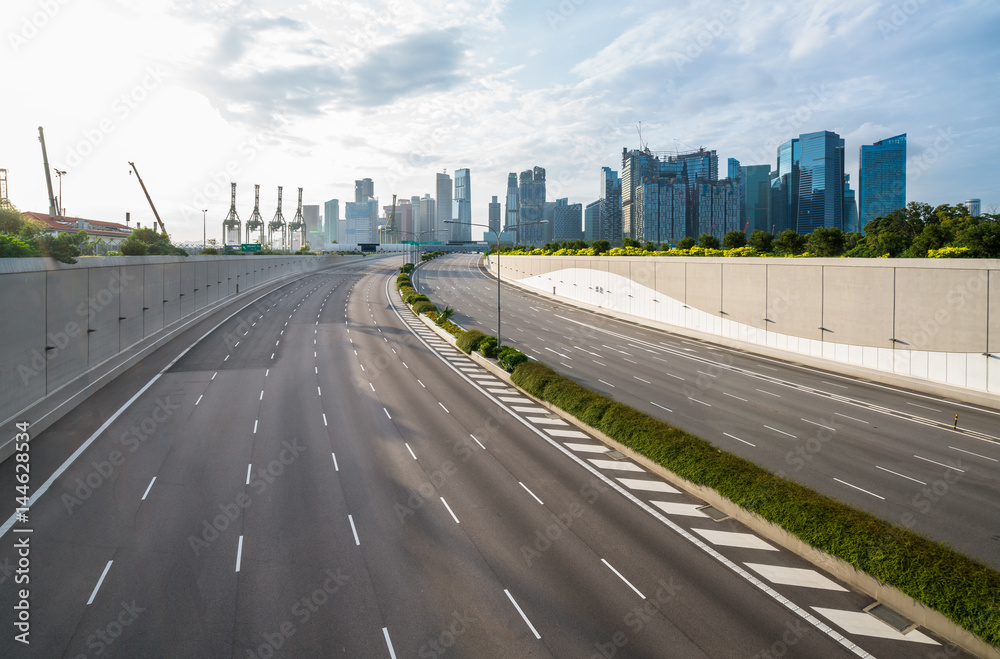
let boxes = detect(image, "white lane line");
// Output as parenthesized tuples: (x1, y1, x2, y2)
(875, 466, 926, 485)
(439, 402, 450, 414)
(692, 528, 778, 551)
(440, 498, 460, 523)
(87, 560, 114, 605)
(913, 455, 965, 472)
(764, 425, 796, 439)
(744, 563, 848, 592)
(348, 515, 360, 545)
(687, 397, 711, 407)
(598, 379, 616, 388)
(212, 372, 217, 380)
(370, 383, 375, 392)
(360, 364, 365, 372)
(259, 390, 264, 401)
(322, 413, 328, 426)
(724, 432, 756, 447)
(245, 464, 252, 485)
(235, 536, 244, 572)
(265, 369, 270, 377)
(593, 360, 606, 367)
(801, 418, 837, 432)
(756, 388, 781, 397)
(617, 478, 679, 494)
(602, 558, 646, 599)
(384, 408, 392, 419)
(664, 372, 685, 380)
(505, 590, 541, 640)
(270, 353, 274, 359)
(470, 434, 485, 449)
(224, 355, 230, 362)
(315, 366, 318, 374)
(332, 453, 339, 471)
(649, 401, 673, 413)
(519, 482, 544, 505)
(253, 420, 258, 434)
(589, 459, 644, 472)
(234, 342, 239, 347)
(949, 446, 998, 462)
(812, 607, 938, 644)
(195, 395, 203, 406)
(417, 380, 426, 388)
(651, 501, 709, 517)
(907, 401, 942, 412)
(405, 443, 417, 460)
(634, 376, 651, 384)
(834, 478, 885, 499)
(141, 477, 156, 501)
(317, 386, 322, 396)
(383, 628, 397, 659)
(834, 412, 868, 424)
(723, 392, 748, 403)
(822, 380, 849, 389)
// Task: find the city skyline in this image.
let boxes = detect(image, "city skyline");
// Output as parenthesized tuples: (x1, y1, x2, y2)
(3, 0, 997, 242)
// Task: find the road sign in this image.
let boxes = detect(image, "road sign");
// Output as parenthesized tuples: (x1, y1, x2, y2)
(401, 240, 416, 245)
(241, 243, 261, 252)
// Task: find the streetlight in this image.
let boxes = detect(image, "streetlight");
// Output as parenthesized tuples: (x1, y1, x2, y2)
(445, 219, 546, 347)
(394, 228, 445, 266)
(53, 168, 66, 217)
(202, 209, 208, 250)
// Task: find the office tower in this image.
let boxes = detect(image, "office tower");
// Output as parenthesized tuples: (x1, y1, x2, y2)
(770, 137, 800, 235)
(859, 134, 906, 229)
(303, 204, 320, 248)
(488, 195, 501, 235)
(504, 173, 518, 234)
(844, 175, 858, 233)
(622, 147, 718, 240)
(795, 131, 845, 234)
(436, 172, 452, 238)
(741, 165, 770, 234)
(599, 166, 622, 242)
(584, 200, 601, 241)
(965, 199, 981, 217)
(552, 198, 583, 241)
(324, 199, 339, 243)
(727, 157, 741, 180)
(397, 198, 414, 236)
(517, 166, 546, 244)
(354, 178, 374, 203)
(454, 168, 471, 242)
(418, 194, 436, 238)
(344, 199, 378, 244)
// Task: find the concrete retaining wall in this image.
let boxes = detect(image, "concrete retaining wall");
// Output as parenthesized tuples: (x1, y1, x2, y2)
(0, 254, 363, 430)
(490, 255, 1000, 404)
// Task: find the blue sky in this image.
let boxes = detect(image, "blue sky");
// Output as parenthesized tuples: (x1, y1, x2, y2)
(3, 0, 998, 242)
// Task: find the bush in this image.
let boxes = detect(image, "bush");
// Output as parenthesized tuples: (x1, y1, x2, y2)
(497, 346, 528, 372)
(412, 300, 437, 315)
(400, 263, 415, 274)
(0, 234, 39, 258)
(457, 329, 486, 354)
(406, 293, 429, 304)
(478, 336, 499, 358)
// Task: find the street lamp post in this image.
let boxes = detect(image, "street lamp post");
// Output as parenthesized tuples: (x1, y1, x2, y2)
(445, 219, 546, 347)
(54, 169, 66, 217)
(202, 209, 208, 250)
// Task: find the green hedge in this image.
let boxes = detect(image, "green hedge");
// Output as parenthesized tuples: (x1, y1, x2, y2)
(412, 300, 437, 315)
(510, 360, 1000, 646)
(497, 346, 528, 372)
(457, 329, 487, 354)
(478, 336, 499, 359)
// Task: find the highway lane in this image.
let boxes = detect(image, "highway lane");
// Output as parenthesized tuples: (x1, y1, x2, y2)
(0, 256, 968, 657)
(414, 253, 1000, 570)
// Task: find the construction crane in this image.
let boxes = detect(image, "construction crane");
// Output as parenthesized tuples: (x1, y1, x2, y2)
(128, 161, 167, 234)
(38, 127, 61, 218)
(287, 187, 306, 250)
(0, 169, 12, 210)
(382, 193, 397, 244)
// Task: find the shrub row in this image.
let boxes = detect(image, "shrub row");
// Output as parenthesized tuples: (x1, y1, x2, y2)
(457, 329, 487, 354)
(510, 360, 1000, 646)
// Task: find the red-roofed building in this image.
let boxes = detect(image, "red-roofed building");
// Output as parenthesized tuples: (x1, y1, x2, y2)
(22, 211, 133, 249)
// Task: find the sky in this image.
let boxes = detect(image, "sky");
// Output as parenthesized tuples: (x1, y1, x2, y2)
(3, 0, 998, 243)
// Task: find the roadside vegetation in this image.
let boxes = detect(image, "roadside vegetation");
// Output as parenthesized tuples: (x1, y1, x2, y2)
(395, 258, 1000, 647)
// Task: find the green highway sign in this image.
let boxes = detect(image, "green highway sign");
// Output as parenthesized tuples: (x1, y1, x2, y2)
(241, 243, 261, 252)
(401, 240, 416, 245)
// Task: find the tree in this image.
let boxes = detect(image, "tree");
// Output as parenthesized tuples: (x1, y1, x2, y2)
(676, 236, 696, 250)
(806, 227, 846, 257)
(748, 230, 773, 253)
(120, 236, 148, 256)
(773, 229, 806, 255)
(202, 247, 219, 255)
(0, 206, 26, 235)
(622, 237, 640, 248)
(956, 217, 1000, 258)
(697, 233, 720, 250)
(0, 234, 39, 257)
(36, 233, 81, 263)
(643, 241, 657, 252)
(723, 230, 747, 250)
(592, 240, 611, 254)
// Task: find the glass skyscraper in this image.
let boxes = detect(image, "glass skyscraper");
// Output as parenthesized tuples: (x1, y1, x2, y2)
(741, 165, 770, 234)
(517, 167, 546, 245)
(795, 131, 845, 234)
(858, 134, 906, 230)
(599, 166, 622, 242)
(453, 168, 471, 242)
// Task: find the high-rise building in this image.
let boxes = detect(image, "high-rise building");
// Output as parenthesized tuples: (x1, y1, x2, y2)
(795, 131, 845, 234)
(417, 194, 436, 238)
(965, 199, 981, 217)
(622, 147, 718, 240)
(303, 205, 321, 248)
(843, 175, 858, 234)
(599, 167, 622, 242)
(324, 199, 340, 243)
(584, 200, 601, 241)
(453, 168, 471, 242)
(504, 173, 518, 234)
(488, 195, 501, 235)
(858, 134, 906, 230)
(770, 137, 800, 235)
(552, 198, 583, 241)
(382, 198, 413, 242)
(354, 178, 374, 203)
(517, 167, 546, 244)
(436, 172, 452, 238)
(741, 165, 770, 235)
(344, 199, 378, 244)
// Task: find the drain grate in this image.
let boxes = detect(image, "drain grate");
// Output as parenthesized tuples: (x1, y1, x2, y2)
(604, 449, 627, 460)
(864, 602, 915, 633)
(697, 505, 730, 522)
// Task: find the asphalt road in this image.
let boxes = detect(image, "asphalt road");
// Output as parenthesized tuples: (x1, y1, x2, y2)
(414, 253, 1000, 571)
(0, 256, 973, 657)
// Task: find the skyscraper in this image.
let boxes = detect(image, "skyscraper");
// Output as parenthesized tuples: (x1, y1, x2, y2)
(584, 200, 601, 241)
(454, 168, 471, 242)
(417, 194, 436, 238)
(795, 130, 845, 234)
(303, 205, 320, 248)
(741, 165, 770, 235)
(622, 147, 718, 240)
(488, 195, 501, 235)
(552, 198, 583, 241)
(504, 173, 518, 234)
(345, 199, 378, 244)
(599, 167, 622, 242)
(965, 199, 981, 217)
(354, 178, 374, 203)
(844, 175, 858, 233)
(324, 199, 339, 243)
(436, 172, 452, 238)
(859, 134, 906, 230)
(517, 167, 546, 245)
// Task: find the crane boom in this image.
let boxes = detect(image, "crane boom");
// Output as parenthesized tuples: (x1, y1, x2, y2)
(128, 161, 166, 234)
(38, 127, 61, 218)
